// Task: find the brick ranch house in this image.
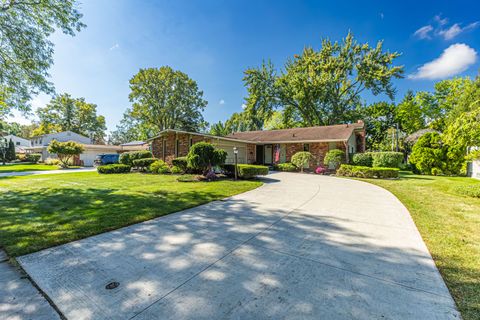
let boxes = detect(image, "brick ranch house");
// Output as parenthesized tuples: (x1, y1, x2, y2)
(148, 121, 365, 170)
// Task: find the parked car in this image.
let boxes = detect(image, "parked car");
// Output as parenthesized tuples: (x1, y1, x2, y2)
(94, 154, 120, 166)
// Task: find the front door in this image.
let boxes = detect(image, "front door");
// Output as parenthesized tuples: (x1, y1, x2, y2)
(264, 145, 273, 164)
(256, 145, 264, 164)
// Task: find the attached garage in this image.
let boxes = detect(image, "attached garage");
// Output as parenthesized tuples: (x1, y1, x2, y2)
(79, 145, 122, 166)
(213, 140, 248, 164)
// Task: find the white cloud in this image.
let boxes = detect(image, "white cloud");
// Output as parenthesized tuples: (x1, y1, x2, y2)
(241, 104, 247, 110)
(219, 99, 225, 105)
(439, 22, 479, 40)
(434, 15, 448, 26)
(409, 43, 477, 80)
(109, 43, 119, 50)
(414, 25, 433, 39)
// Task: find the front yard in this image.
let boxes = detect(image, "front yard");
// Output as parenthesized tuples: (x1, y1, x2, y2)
(0, 163, 59, 173)
(0, 172, 262, 257)
(358, 172, 480, 320)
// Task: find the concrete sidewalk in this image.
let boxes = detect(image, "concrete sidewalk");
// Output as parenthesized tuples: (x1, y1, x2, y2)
(18, 172, 460, 319)
(0, 251, 60, 320)
(0, 167, 96, 177)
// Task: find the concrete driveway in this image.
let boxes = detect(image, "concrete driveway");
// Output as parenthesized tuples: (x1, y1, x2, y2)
(18, 172, 460, 319)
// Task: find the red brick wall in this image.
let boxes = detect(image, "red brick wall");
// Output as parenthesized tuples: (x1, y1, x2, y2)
(151, 132, 214, 164)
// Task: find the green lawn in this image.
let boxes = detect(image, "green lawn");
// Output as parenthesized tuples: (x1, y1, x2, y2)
(0, 163, 59, 173)
(356, 172, 480, 320)
(0, 172, 262, 257)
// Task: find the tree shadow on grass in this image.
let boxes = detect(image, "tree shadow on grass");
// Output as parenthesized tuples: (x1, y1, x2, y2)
(0, 187, 229, 257)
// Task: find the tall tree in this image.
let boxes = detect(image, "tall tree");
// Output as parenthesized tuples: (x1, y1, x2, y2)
(361, 102, 397, 150)
(129, 67, 208, 133)
(242, 32, 403, 127)
(109, 108, 156, 144)
(35, 93, 106, 143)
(0, 0, 85, 114)
(395, 90, 425, 135)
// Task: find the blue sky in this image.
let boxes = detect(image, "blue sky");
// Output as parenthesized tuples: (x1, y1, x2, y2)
(11, 0, 480, 132)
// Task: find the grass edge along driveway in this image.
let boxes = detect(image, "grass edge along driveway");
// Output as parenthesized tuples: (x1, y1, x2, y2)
(0, 172, 262, 257)
(0, 163, 59, 173)
(354, 172, 480, 320)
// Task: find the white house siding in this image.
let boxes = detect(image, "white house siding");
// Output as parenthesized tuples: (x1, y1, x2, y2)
(212, 140, 248, 164)
(4, 135, 30, 153)
(30, 131, 91, 147)
(472, 160, 480, 180)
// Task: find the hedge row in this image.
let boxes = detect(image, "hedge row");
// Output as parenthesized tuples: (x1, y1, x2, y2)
(132, 157, 156, 169)
(237, 164, 269, 179)
(119, 150, 153, 166)
(336, 164, 399, 179)
(352, 152, 403, 168)
(97, 164, 131, 174)
(274, 162, 298, 172)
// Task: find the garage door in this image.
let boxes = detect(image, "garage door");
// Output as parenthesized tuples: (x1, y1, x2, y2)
(217, 145, 246, 164)
(80, 151, 99, 167)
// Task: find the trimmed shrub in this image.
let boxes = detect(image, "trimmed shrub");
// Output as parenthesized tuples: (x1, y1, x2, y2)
(149, 160, 170, 174)
(119, 150, 153, 166)
(237, 164, 269, 179)
(352, 153, 373, 167)
(336, 164, 399, 179)
(274, 162, 298, 172)
(324, 149, 345, 170)
(170, 165, 183, 174)
(97, 164, 131, 174)
(452, 185, 480, 198)
(44, 158, 60, 166)
(172, 157, 188, 172)
(26, 153, 41, 163)
(132, 157, 156, 171)
(371, 152, 403, 168)
(291, 152, 314, 172)
(187, 142, 227, 175)
(221, 164, 236, 177)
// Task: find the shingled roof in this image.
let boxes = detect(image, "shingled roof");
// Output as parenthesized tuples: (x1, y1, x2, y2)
(226, 122, 364, 143)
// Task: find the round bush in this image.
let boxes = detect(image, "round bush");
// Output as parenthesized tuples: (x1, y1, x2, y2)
(149, 160, 170, 174)
(132, 158, 156, 170)
(274, 162, 298, 172)
(324, 149, 345, 169)
(26, 153, 42, 163)
(352, 153, 373, 167)
(172, 157, 188, 172)
(187, 142, 227, 175)
(291, 152, 314, 172)
(170, 165, 183, 174)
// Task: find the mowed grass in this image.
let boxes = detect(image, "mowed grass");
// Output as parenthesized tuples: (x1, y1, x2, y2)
(356, 172, 480, 320)
(0, 163, 59, 172)
(0, 172, 262, 257)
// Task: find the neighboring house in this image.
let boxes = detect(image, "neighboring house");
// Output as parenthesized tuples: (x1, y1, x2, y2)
(27, 131, 139, 166)
(3, 134, 30, 153)
(467, 147, 480, 180)
(148, 121, 365, 169)
(120, 141, 149, 152)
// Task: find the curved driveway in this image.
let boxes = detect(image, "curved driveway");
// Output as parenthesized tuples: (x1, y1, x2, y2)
(19, 172, 459, 319)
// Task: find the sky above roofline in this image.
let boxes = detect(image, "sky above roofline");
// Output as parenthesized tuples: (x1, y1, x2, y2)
(8, 0, 480, 133)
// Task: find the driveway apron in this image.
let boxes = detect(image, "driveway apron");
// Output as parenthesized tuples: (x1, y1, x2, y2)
(17, 172, 460, 319)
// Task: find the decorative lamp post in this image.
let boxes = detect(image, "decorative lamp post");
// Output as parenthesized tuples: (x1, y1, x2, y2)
(233, 146, 238, 180)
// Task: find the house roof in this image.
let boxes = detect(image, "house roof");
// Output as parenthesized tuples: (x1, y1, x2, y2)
(120, 140, 146, 146)
(226, 122, 364, 143)
(146, 129, 255, 144)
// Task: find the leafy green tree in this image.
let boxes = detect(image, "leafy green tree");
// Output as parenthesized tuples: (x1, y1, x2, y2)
(443, 104, 480, 152)
(109, 108, 155, 144)
(291, 151, 314, 173)
(186, 142, 227, 175)
(35, 94, 106, 143)
(242, 32, 403, 127)
(209, 121, 231, 136)
(129, 67, 208, 133)
(6, 138, 15, 161)
(361, 102, 397, 150)
(395, 91, 425, 135)
(0, 0, 85, 113)
(409, 132, 463, 175)
(47, 140, 84, 167)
